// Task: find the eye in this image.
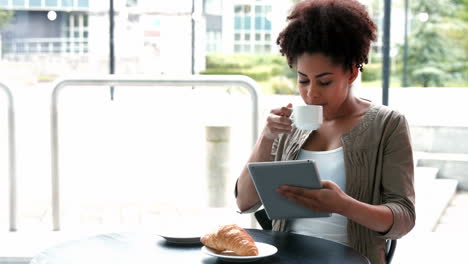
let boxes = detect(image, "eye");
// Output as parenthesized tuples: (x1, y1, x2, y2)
(298, 79, 310, 84)
(319, 81, 332, 86)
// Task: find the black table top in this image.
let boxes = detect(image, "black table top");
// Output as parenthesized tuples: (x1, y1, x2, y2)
(31, 229, 370, 264)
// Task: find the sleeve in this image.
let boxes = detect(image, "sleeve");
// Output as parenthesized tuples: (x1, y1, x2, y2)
(233, 137, 281, 214)
(378, 114, 416, 239)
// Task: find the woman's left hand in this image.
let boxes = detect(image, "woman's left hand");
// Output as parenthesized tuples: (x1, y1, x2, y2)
(277, 180, 351, 215)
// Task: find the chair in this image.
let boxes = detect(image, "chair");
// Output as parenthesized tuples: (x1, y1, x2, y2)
(254, 208, 397, 264)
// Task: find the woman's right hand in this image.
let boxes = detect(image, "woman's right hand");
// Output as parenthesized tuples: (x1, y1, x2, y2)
(262, 103, 294, 140)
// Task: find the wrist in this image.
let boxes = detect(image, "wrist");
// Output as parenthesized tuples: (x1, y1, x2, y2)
(338, 194, 354, 216)
(259, 130, 277, 142)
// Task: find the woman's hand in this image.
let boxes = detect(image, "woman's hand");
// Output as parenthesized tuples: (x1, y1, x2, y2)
(262, 103, 294, 140)
(277, 180, 351, 215)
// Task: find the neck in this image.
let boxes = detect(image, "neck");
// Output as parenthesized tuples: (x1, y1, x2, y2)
(323, 96, 365, 121)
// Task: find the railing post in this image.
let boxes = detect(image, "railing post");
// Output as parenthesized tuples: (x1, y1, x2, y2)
(0, 82, 17, 232)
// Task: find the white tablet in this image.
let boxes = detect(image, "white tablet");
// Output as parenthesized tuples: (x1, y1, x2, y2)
(247, 159, 331, 220)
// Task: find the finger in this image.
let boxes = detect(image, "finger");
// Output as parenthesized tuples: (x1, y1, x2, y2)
(320, 180, 338, 190)
(266, 117, 293, 128)
(279, 191, 326, 212)
(268, 127, 293, 135)
(278, 185, 318, 197)
(271, 106, 293, 117)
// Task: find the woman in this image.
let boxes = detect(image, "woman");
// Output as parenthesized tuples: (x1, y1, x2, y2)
(235, 0, 415, 263)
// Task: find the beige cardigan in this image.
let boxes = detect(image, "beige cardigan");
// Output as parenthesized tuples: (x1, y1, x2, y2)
(238, 104, 415, 264)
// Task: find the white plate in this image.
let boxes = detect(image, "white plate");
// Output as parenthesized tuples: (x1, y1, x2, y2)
(158, 230, 202, 244)
(201, 242, 278, 262)
(159, 234, 201, 244)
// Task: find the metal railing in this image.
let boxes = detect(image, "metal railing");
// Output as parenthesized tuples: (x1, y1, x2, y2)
(50, 75, 261, 231)
(0, 82, 17, 232)
(2, 38, 88, 55)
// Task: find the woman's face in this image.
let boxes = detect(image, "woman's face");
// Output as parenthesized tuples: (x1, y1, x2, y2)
(295, 53, 358, 117)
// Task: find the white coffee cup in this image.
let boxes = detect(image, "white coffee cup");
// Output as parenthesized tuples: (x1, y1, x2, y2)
(291, 105, 323, 130)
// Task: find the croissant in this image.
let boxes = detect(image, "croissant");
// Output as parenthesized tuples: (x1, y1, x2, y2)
(200, 224, 259, 256)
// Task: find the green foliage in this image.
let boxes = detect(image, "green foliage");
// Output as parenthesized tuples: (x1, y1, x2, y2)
(0, 10, 13, 29)
(398, 0, 467, 87)
(361, 63, 381, 82)
(202, 54, 297, 94)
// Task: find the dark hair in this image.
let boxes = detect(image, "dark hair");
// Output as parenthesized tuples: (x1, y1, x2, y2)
(277, 0, 377, 72)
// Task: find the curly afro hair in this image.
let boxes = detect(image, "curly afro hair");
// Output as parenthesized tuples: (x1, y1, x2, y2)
(277, 0, 377, 72)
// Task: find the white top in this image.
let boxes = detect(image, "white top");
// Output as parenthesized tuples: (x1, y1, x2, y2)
(289, 147, 349, 246)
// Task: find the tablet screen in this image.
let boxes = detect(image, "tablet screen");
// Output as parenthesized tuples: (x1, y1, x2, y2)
(248, 159, 331, 219)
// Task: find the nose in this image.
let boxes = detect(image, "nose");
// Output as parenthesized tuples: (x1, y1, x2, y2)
(305, 83, 319, 101)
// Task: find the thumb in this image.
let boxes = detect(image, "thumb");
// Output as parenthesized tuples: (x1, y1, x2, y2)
(286, 103, 293, 108)
(321, 180, 334, 189)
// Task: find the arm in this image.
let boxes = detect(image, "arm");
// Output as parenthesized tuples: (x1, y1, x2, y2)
(236, 135, 275, 212)
(236, 104, 293, 212)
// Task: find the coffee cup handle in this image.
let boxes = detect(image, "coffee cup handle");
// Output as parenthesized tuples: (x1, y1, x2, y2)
(289, 113, 296, 128)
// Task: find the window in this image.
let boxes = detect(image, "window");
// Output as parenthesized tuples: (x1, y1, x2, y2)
(45, 0, 58, 7)
(77, 0, 88, 8)
(30, 0, 42, 7)
(234, 16, 242, 30)
(233, 3, 273, 54)
(244, 16, 251, 30)
(12, 0, 25, 7)
(126, 0, 138, 7)
(62, 0, 74, 7)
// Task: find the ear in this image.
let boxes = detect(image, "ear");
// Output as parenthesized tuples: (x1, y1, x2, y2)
(348, 65, 359, 84)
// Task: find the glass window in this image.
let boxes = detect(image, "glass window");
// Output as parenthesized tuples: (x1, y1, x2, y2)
(234, 5, 242, 14)
(74, 14, 79, 27)
(83, 31, 88, 38)
(234, 16, 241, 30)
(255, 17, 262, 30)
(0, 0, 8, 7)
(234, 33, 241, 41)
(234, 44, 241, 53)
(265, 33, 270, 41)
(255, 45, 263, 53)
(243, 44, 250, 52)
(30, 0, 42, 7)
(265, 18, 271, 30)
(264, 45, 271, 52)
(77, 0, 88, 8)
(255, 6, 262, 14)
(45, 0, 58, 7)
(12, 0, 25, 7)
(244, 33, 250, 41)
(62, 0, 73, 7)
(255, 33, 261, 41)
(63, 14, 70, 26)
(83, 15, 88, 27)
(243, 5, 251, 14)
(126, 0, 137, 7)
(244, 16, 251, 30)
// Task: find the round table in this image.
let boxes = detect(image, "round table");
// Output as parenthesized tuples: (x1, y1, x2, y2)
(31, 229, 370, 264)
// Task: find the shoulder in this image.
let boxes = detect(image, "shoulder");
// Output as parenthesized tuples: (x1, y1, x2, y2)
(371, 104, 409, 129)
